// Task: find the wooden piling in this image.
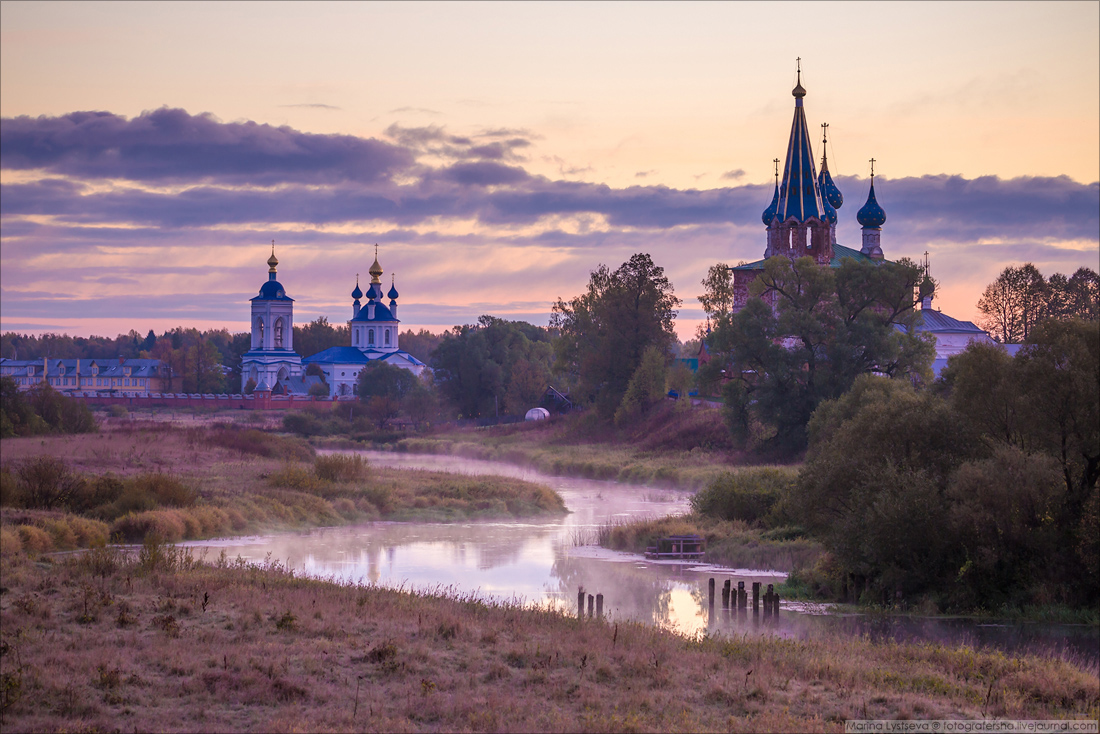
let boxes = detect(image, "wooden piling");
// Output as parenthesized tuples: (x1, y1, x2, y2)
(737, 581, 746, 609)
(587, 594, 594, 619)
(578, 589, 585, 620)
(708, 578, 715, 610)
(764, 584, 774, 617)
(752, 581, 760, 612)
(596, 593, 604, 619)
(722, 580, 731, 610)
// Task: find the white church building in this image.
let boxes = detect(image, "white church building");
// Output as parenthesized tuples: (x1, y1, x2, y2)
(240, 245, 425, 397)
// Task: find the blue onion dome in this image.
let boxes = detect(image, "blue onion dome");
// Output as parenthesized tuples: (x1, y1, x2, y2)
(351, 279, 363, 300)
(258, 279, 288, 299)
(857, 182, 886, 227)
(761, 183, 780, 225)
(388, 283, 399, 300)
(818, 166, 843, 210)
(822, 193, 838, 225)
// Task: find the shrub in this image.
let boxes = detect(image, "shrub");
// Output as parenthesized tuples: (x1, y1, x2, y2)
(268, 463, 325, 492)
(0, 468, 22, 507)
(206, 426, 314, 461)
(130, 473, 198, 508)
(314, 454, 367, 482)
(112, 510, 187, 543)
(690, 467, 797, 527)
(108, 405, 129, 419)
(15, 455, 84, 510)
(0, 527, 23, 556)
(16, 525, 53, 553)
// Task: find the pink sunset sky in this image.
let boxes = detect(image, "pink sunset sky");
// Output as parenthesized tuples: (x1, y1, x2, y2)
(1, 1, 1097, 341)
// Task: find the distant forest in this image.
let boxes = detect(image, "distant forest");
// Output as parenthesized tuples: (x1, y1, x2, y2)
(0, 320, 446, 394)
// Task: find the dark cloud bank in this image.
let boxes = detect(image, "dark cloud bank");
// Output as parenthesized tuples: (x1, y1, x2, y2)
(3, 108, 1097, 242)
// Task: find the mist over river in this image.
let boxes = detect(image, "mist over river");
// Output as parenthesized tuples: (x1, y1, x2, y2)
(185, 451, 1099, 669)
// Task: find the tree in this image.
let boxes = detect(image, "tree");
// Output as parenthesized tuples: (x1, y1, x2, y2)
(399, 329, 445, 364)
(794, 376, 980, 599)
(358, 362, 418, 429)
(977, 264, 1099, 343)
(551, 253, 680, 419)
(293, 317, 349, 360)
(614, 345, 669, 427)
(182, 337, 226, 394)
(431, 317, 555, 419)
(703, 255, 933, 455)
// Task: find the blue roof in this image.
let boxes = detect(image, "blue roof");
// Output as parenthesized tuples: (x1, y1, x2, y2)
(350, 302, 398, 323)
(302, 347, 425, 367)
(857, 181, 887, 228)
(818, 162, 843, 209)
(732, 243, 882, 271)
(302, 347, 372, 365)
(772, 98, 826, 223)
(761, 183, 780, 225)
(252, 278, 294, 302)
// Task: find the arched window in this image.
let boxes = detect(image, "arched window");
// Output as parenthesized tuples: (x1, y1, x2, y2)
(368, 329, 375, 346)
(384, 329, 391, 346)
(256, 317, 265, 347)
(274, 318, 284, 349)
(354, 329, 359, 345)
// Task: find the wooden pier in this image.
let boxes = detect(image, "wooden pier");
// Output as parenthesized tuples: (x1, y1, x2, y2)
(644, 534, 705, 560)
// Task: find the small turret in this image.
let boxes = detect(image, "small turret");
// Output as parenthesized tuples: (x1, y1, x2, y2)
(388, 275, 399, 318)
(351, 274, 362, 318)
(858, 159, 886, 260)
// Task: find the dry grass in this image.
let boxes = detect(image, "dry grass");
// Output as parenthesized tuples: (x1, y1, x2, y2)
(600, 514, 823, 572)
(0, 422, 564, 550)
(0, 548, 1095, 733)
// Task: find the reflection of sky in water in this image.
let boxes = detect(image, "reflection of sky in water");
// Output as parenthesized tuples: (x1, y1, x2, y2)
(185, 451, 1100, 666)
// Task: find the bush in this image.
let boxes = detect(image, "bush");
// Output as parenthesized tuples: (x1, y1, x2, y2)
(690, 467, 797, 527)
(15, 456, 84, 510)
(268, 463, 325, 492)
(108, 405, 129, 419)
(205, 426, 313, 461)
(16, 525, 53, 553)
(0, 527, 23, 556)
(0, 468, 22, 507)
(314, 454, 367, 482)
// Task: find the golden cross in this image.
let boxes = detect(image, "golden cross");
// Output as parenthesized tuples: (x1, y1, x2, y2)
(869, 158, 876, 179)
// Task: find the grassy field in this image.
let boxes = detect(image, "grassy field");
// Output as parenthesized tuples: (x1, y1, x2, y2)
(1, 547, 1095, 733)
(0, 421, 565, 554)
(396, 404, 758, 491)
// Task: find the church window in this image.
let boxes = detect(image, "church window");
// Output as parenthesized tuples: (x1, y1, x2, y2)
(368, 329, 375, 346)
(257, 318, 265, 346)
(384, 329, 390, 346)
(274, 319, 284, 349)
(354, 330, 359, 345)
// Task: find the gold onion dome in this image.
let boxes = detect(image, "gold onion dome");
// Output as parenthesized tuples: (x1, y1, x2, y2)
(267, 251, 279, 273)
(369, 244, 383, 283)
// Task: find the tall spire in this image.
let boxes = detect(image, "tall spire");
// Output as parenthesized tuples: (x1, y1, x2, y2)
(775, 59, 825, 223)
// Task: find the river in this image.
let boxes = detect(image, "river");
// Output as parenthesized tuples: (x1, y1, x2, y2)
(185, 450, 1099, 669)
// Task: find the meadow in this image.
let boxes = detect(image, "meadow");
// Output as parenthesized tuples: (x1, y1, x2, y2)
(0, 418, 565, 555)
(1, 545, 1095, 733)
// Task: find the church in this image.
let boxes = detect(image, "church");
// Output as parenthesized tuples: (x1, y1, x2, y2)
(733, 63, 992, 371)
(240, 245, 426, 396)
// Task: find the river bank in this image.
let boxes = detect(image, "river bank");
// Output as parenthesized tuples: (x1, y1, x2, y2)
(1, 546, 1095, 733)
(0, 422, 565, 555)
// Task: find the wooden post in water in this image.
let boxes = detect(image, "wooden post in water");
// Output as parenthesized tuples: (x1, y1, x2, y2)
(708, 578, 715, 610)
(773, 589, 780, 615)
(722, 580, 731, 610)
(764, 584, 774, 617)
(752, 582, 761, 613)
(737, 581, 746, 609)
(587, 594, 594, 619)
(578, 589, 585, 620)
(596, 593, 604, 619)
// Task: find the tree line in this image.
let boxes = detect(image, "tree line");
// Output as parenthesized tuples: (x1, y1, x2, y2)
(977, 264, 1098, 343)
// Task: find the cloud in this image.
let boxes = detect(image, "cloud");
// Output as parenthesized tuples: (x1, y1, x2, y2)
(388, 106, 442, 116)
(720, 169, 746, 180)
(0, 108, 414, 185)
(279, 103, 341, 110)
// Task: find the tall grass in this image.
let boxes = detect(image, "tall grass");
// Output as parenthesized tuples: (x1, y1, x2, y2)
(0, 548, 1094, 732)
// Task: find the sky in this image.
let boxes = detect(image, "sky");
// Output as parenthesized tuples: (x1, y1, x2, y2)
(1, 1, 1098, 343)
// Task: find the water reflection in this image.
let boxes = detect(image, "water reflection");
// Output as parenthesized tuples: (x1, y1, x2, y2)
(184, 451, 1098, 667)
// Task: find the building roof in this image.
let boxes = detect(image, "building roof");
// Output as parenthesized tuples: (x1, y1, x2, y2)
(909, 308, 987, 334)
(302, 347, 425, 367)
(732, 243, 882, 271)
(350, 302, 398, 323)
(770, 76, 827, 224)
(252, 278, 294, 302)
